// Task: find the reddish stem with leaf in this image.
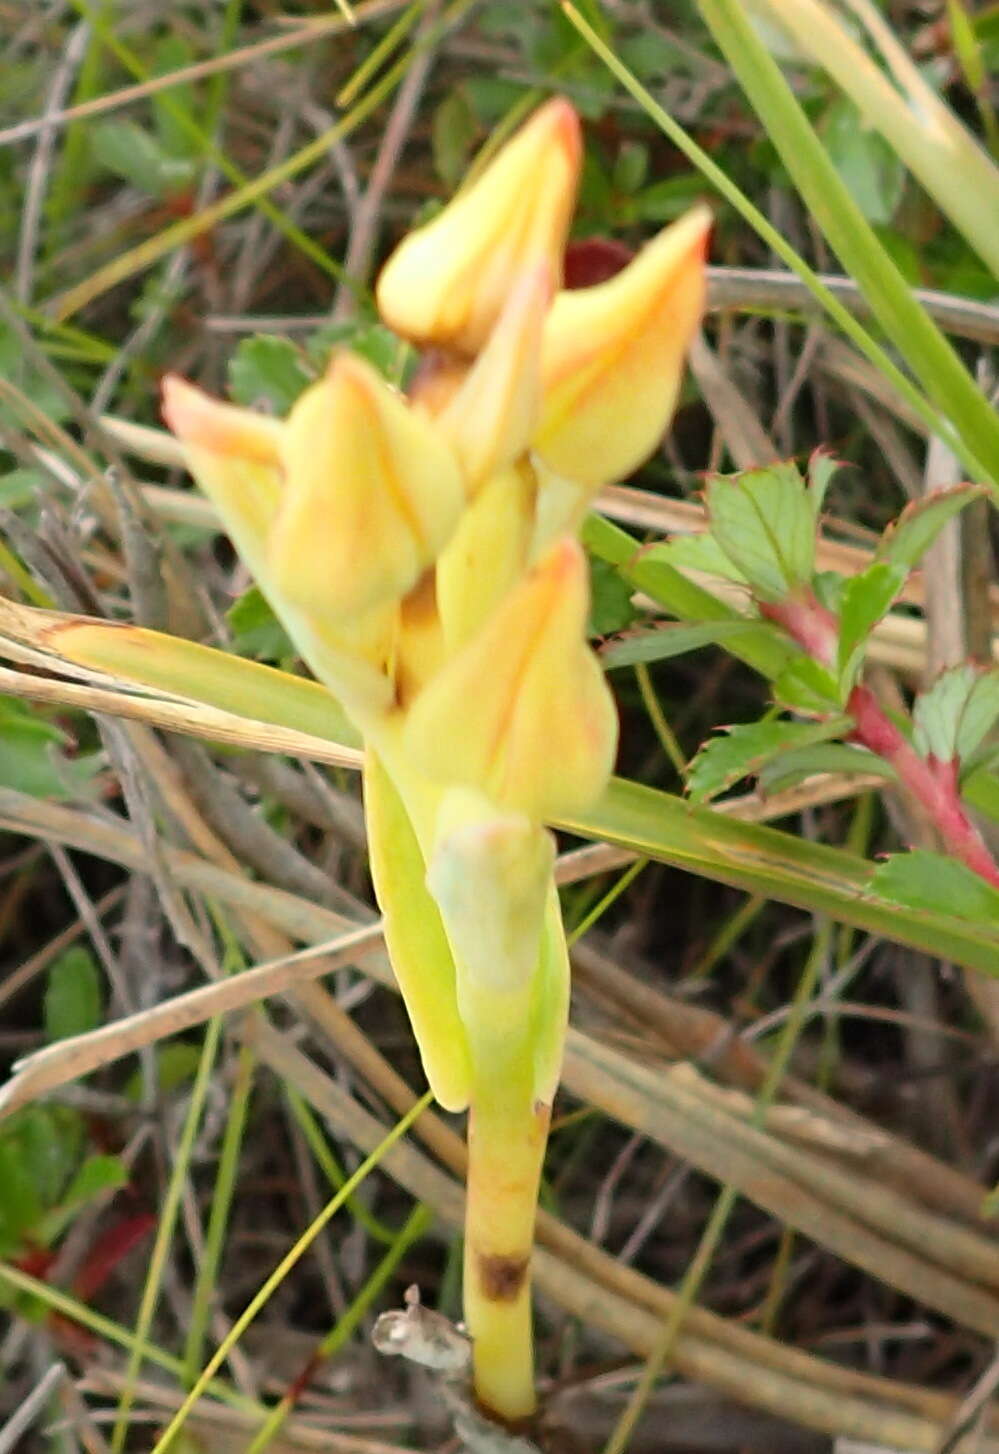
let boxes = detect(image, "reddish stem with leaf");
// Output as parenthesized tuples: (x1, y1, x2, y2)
(762, 592, 999, 891)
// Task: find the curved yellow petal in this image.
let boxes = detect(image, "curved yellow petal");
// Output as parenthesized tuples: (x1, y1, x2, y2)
(268, 353, 464, 621)
(535, 205, 710, 489)
(436, 462, 535, 654)
(376, 98, 580, 355)
(404, 537, 618, 820)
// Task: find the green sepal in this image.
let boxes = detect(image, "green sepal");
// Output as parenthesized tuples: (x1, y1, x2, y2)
(363, 750, 472, 1112)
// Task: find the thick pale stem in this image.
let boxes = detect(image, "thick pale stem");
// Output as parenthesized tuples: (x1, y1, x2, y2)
(463, 1039, 549, 1423)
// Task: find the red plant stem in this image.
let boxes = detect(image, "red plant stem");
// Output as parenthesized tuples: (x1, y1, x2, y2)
(761, 592, 999, 891)
(846, 684, 999, 889)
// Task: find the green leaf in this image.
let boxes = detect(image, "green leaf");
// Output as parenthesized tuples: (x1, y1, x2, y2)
(820, 97, 905, 226)
(806, 449, 840, 516)
(431, 87, 479, 188)
(837, 561, 908, 695)
(584, 514, 799, 681)
(124, 1042, 204, 1102)
(588, 554, 638, 636)
(305, 320, 405, 382)
(912, 664, 999, 764)
(633, 173, 706, 223)
(773, 656, 842, 714)
(688, 716, 850, 803)
(963, 765, 999, 824)
(44, 947, 103, 1044)
(650, 531, 749, 585)
(871, 850, 999, 922)
(0, 698, 102, 801)
(150, 35, 200, 161)
(13, 1106, 84, 1209)
(601, 619, 777, 670)
(758, 741, 893, 794)
(227, 335, 315, 416)
(37, 1154, 127, 1246)
(704, 464, 815, 601)
(90, 120, 195, 198)
(226, 585, 294, 663)
(0, 1141, 42, 1256)
(613, 139, 649, 193)
(876, 483, 987, 570)
(0, 468, 44, 508)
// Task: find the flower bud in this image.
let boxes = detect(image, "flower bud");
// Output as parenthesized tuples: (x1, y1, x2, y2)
(268, 353, 464, 621)
(404, 537, 618, 821)
(376, 98, 581, 355)
(534, 205, 710, 489)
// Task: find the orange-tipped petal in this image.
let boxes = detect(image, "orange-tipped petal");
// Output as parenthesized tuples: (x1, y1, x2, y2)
(161, 375, 283, 582)
(534, 205, 710, 489)
(268, 353, 464, 621)
(435, 267, 550, 495)
(404, 537, 618, 821)
(376, 98, 581, 355)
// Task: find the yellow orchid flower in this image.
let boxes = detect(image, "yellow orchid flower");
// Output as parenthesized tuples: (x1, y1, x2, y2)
(376, 96, 581, 354)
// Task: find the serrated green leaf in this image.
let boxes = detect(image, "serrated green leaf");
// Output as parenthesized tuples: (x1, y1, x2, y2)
(876, 483, 987, 570)
(837, 561, 908, 695)
(913, 663, 999, 764)
(705, 464, 815, 601)
(773, 656, 842, 714)
(601, 619, 775, 669)
(44, 947, 103, 1044)
(806, 450, 840, 516)
(688, 716, 850, 803)
(226, 585, 294, 663)
(584, 515, 800, 681)
(305, 320, 404, 382)
(90, 120, 195, 198)
(758, 741, 893, 794)
(871, 850, 999, 922)
(227, 335, 314, 415)
(650, 532, 749, 584)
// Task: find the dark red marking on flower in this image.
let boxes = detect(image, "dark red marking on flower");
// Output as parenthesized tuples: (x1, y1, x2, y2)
(563, 237, 634, 289)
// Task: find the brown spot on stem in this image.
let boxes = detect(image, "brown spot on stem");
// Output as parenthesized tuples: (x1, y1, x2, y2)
(476, 1252, 529, 1302)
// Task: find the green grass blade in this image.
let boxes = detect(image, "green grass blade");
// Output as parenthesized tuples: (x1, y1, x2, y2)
(693, 0, 999, 487)
(562, 3, 999, 489)
(560, 777, 999, 975)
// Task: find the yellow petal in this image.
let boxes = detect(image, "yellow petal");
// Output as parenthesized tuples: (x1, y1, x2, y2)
(534, 205, 710, 489)
(434, 267, 550, 495)
(161, 375, 283, 582)
(162, 375, 395, 716)
(404, 537, 618, 820)
(436, 462, 534, 654)
(268, 353, 465, 621)
(376, 98, 581, 355)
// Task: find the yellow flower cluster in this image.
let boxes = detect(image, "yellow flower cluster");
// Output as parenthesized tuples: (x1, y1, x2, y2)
(163, 97, 708, 1113)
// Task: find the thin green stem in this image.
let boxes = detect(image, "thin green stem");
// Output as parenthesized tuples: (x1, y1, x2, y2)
(634, 662, 686, 779)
